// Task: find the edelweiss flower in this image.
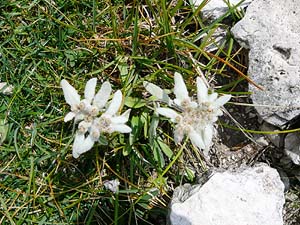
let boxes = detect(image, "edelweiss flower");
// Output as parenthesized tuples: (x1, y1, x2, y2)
(61, 78, 132, 158)
(72, 90, 132, 158)
(0, 82, 13, 95)
(144, 72, 231, 154)
(103, 179, 120, 193)
(61, 78, 112, 122)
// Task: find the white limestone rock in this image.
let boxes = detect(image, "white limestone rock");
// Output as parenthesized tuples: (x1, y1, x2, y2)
(169, 164, 285, 225)
(231, 0, 300, 127)
(192, 0, 252, 20)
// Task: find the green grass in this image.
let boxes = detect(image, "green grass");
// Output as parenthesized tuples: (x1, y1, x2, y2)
(0, 0, 252, 224)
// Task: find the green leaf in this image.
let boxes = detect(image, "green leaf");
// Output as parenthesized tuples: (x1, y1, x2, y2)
(149, 114, 159, 142)
(185, 167, 195, 181)
(124, 96, 146, 108)
(157, 138, 173, 159)
(140, 112, 149, 138)
(117, 56, 129, 83)
(130, 115, 144, 145)
(122, 144, 132, 156)
(152, 140, 165, 168)
(98, 135, 108, 145)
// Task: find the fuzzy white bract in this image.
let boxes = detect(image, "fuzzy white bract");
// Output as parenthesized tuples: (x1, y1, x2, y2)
(144, 72, 231, 155)
(0, 82, 13, 95)
(103, 179, 120, 193)
(61, 78, 132, 158)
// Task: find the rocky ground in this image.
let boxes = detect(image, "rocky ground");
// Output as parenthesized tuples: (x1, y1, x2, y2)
(169, 0, 300, 224)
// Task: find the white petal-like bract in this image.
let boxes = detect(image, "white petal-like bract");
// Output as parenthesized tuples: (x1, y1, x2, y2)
(93, 81, 112, 109)
(110, 124, 132, 133)
(64, 112, 76, 122)
(143, 81, 170, 104)
(156, 108, 180, 121)
(207, 92, 218, 102)
(120, 109, 131, 120)
(174, 72, 189, 103)
(72, 133, 95, 158)
(105, 90, 122, 116)
(203, 124, 214, 148)
(110, 114, 129, 124)
(61, 79, 81, 107)
(84, 78, 97, 103)
(189, 128, 206, 149)
(197, 77, 208, 103)
(212, 95, 231, 109)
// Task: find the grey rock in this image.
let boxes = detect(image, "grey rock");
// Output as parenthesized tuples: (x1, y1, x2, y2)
(261, 121, 300, 166)
(277, 169, 290, 192)
(260, 122, 281, 147)
(284, 133, 300, 165)
(197, 27, 228, 52)
(231, 0, 300, 127)
(291, 167, 300, 183)
(192, 0, 253, 21)
(169, 163, 285, 225)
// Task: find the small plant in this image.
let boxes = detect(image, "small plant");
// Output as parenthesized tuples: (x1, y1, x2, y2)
(61, 78, 132, 158)
(144, 72, 231, 156)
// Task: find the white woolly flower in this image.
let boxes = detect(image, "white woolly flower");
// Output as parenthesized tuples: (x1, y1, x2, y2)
(61, 78, 132, 158)
(103, 179, 120, 193)
(0, 82, 13, 95)
(72, 90, 132, 158)
(144, 72, 231, 154)
(60, 78, 112, 122)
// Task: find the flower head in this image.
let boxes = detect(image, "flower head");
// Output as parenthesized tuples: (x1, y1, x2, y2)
(72, 91, 132, 158)
(61, 78, 111, 122)
(61, 78, 131, 158)
(144, 72, 231, 155)
(0, 82, 13, 95)
(103, 179, 120, 193)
